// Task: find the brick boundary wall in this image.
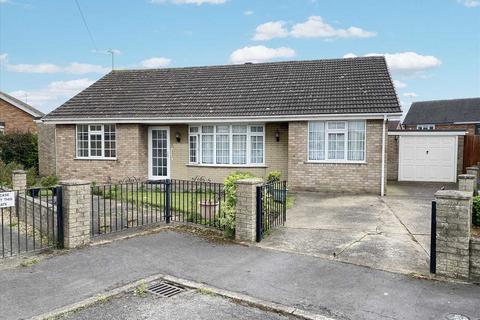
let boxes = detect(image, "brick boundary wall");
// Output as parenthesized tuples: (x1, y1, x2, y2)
(471, 237, 480, 283)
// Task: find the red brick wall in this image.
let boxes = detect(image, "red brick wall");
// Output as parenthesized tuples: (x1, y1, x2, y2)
(0, 99, 38, 133)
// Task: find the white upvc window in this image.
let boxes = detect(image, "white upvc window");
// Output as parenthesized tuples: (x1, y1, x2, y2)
(308, 120, 366, 163)
(416, 124, 435, 130)
(189, 124, 265, 166)
(76, 124, 116, 159)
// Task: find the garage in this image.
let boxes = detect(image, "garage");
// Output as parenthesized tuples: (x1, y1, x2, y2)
(390, 131, 466, 183)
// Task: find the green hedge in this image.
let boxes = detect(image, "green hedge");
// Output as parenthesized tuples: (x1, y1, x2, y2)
(0, 132, 38, 170)
(474, 195, 480, 227)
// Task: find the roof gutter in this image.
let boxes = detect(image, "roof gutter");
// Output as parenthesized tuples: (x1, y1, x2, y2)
(41, 112, 403, 124)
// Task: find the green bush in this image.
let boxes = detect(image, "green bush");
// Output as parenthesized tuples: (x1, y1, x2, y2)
(0, 161, 23, 187)
(219, 171, 256, 237)
(473, 195, 480, 227)
(0, 161, 36, 188)
(39, 175, 59, 188)
(266, 171, 281, 184)
(0, 132, 38, 170)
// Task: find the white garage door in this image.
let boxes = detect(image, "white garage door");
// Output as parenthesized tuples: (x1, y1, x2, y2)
(399, 136, 457, 182)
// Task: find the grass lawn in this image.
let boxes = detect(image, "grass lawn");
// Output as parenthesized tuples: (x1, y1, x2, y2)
(97, 187, 223, 217)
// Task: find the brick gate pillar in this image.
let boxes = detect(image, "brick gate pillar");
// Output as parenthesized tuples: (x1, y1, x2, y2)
(466, 166, 479, 193)
(458, 174, 476, 193)
(12, 170, 27, 190)
(60, 180, 92, 249)
(235, 178, 263, 243)
(435, 190, 472, 281)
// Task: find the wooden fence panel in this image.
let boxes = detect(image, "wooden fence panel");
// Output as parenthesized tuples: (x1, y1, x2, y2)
(463, 135, 480, 171)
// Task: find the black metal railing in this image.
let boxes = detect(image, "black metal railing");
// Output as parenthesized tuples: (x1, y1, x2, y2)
(256, 181, 287, 242)
(0, 186, 62, 259)
(90, 179, 226, 237)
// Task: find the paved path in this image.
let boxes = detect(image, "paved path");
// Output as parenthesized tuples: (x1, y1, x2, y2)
(0, 229, 479, 320)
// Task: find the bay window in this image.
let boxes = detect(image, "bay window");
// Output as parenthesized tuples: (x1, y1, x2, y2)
(76, 124, 116, 159)
(189, 124, 265, 166)
(308, 120, 366, 162)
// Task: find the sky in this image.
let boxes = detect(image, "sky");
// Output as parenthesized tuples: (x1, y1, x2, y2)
(0, 0, 479, 116)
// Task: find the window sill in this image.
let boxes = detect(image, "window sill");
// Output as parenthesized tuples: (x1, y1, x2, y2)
(186, 163, 267, 168)
(304, 160, 367, 165)
(75, 157, 117, 161)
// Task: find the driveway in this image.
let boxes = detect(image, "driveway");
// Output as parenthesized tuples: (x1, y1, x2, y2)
(259, 182, 456, 275)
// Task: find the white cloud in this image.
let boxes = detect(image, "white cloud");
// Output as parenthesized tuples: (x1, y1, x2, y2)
(150, 0, 226, 5)
(343, 51, 442, 74)
(252, 21, 289, 41)
(403, 92, 418, 98)
(140, 57, 172, 68)
(243, 10, 253, 16)
(343, 53, 357, 59)
(457, 0, 480, 7)
(0, 53, 7, 62)
(393, 80, 407, 89)
(253, 16, 376, 41)
(9, 78, 95, 111)
(6, 62, 109, 74)
(290, 16, 376, 39)
(229, 45, 295, 64)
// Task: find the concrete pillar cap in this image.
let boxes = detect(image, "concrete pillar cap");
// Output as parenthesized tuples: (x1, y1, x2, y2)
(236, 178, 264, 185)
(59, 180, 91, 186)
(12, 170, 26, 174)
(458, 174, 476, 180)
(435, 189, 473, 200)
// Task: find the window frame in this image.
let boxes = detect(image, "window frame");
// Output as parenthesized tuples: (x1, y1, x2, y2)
(75, 124, 117, 160)
(188, 124, 265, 167)
(307, 120, 367, 164)
(416, 124, 435, 130)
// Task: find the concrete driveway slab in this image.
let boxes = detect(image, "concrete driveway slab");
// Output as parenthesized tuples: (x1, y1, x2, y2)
(259, 182, 452, 275)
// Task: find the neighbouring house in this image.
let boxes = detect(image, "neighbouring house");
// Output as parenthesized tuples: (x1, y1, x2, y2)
(39, 57, 402, 194)
(403, 98, 480, 134)
(387, 97, 480, 182)
(0, 91, 44, 134)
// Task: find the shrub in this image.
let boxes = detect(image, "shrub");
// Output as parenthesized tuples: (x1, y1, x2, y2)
(39, 175, 59, 188)
(266, 171, 281, 184)
(219, 171, 256, 237)
(0, 132, 38, 170)
(0, 161, 23, 187)
(473, 195, 480, 227)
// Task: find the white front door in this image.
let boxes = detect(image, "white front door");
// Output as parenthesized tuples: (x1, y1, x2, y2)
(398, 135, 457, 182)
(148, 127, 170, 180)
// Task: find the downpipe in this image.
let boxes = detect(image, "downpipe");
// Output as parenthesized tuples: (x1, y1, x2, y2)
(381, 115, 387, 197)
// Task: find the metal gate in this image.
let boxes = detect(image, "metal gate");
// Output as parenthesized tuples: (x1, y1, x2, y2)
(256, 181, 287, 242)
(90, 179, 226, 237)
(1, 186, 63, 259)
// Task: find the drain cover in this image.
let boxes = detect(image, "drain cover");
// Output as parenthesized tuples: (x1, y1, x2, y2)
(146, 281, 186, 298)
(445, 314, 470, 320)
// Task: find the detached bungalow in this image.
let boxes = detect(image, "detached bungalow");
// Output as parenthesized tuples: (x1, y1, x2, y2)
(39, 57, 402, 194)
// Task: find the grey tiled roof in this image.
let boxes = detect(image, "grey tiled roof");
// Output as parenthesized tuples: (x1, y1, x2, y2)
(403, 98, 480, 125)
(44, 57, 401, 120)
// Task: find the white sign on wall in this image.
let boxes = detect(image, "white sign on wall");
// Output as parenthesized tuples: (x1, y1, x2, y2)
(0, 192, 15, 208)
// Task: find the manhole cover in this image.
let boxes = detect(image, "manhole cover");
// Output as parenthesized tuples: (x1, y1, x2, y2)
(445, 314, 470, 320)
(146, 281, 186, 298)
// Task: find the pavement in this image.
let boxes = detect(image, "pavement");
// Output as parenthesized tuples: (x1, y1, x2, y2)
(259, 182, 456, 275)
(60, 290, 298, 320)
(0, 228, 479, 320)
